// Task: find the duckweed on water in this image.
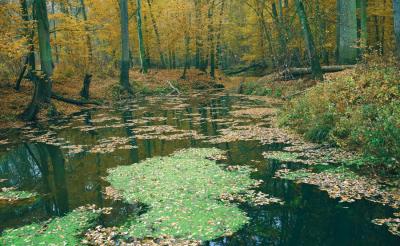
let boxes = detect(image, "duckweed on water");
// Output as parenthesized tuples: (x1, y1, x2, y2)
(106, 148, 270, 241)
(0, 189, 36, 202)
(0, 207, 102, 245)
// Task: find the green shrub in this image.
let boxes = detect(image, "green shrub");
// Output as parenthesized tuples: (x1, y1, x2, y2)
(279, 63, 400, 170)
(240, 82, 273, 96)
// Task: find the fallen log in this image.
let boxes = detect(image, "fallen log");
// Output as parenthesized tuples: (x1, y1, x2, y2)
(257, 65, 356, 83)
(285, 65, 355, 76)
(51, 92, 101, 106)
(166, 80, 180, 95)
(224, 62, 268, 76)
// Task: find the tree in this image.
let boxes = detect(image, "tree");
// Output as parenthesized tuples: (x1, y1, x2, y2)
(21, 0, 54, 121)
(15, 0, 36, 91)
(208, 0, 216, 78)
(194, 0, 203, 70)
(119, 0, 133, 94)
(394, 0, 400, 59)
(136, 0, 148, 73)
(337, 0, 358, 64)
(79, 0, 93, 99)
(359, 0, 368, 52)
(294, 0, 323, 80)
(146, 0, 166, 68)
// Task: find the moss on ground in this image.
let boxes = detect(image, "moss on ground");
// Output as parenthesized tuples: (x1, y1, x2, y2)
(106, 148, 259, 241)
(0, 208, 100, 245)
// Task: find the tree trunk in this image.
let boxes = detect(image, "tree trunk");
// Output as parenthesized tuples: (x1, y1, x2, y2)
(21, 0, 54, 121)
(215, 0, 225, 70)
(15, 0, 36, 91)
(294, 0, 323, 80)
(194, 0, 203, 69)
(146, 0, 166, 68)
(271, 2, 288, 65)
(119, 0, 133, 94)
(80, 74, 92, 99)
(208, 0, 216, 79)
(394, 0, 400, 59)
(338, 0, 358, 64)
(80, 0, 94, 98)
(359, 0, 368, 52)
(15, 57, 28, 91)
(51, 1, 59, 64)
(285, 65, 355, 76)
(136, 0, 148, 73)
(181, 33, 191, 79)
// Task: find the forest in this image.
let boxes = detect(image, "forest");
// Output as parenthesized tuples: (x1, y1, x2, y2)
(0, 0, 399, 245)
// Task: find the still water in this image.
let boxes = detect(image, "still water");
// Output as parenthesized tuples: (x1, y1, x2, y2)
(0, 92, 398, 245)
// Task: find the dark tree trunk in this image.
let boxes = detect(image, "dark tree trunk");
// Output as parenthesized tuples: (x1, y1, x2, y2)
(80, 74, 92, 99)
(394, 0, 400, 59)
(15, 57, 28, 91)
(194, 0, 203, 69)
(271, 2, 288, 65)
(181, 34, 191, 79)
(208, 1, 216, 78)
(215, 0, 225, 69)
(359, 0, 368, 52)
(20, 0, 54, 121)
(15, 0, 36, 91)
(294, 0, 323, 80)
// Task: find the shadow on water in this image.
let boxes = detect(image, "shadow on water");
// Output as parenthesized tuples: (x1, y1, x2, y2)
(0, 93, 398, 245)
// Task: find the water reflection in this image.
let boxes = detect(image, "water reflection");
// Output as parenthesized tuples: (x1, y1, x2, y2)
(0, 93, 398, 245)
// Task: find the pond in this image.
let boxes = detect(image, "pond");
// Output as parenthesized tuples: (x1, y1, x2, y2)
(0, 92, 398, 245)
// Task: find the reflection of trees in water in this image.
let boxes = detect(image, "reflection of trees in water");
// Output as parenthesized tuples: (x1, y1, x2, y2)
(0, 143, 69, 218)
(121, 110, 140, 163)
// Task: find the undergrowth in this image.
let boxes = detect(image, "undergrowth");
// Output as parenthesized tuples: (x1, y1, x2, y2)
(279, 58, 400, 172)
(239, 81, 282, 97)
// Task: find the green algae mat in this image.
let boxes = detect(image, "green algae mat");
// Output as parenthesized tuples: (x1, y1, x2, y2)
(0, 208, 100, 245)
(106, 148, 260, 241)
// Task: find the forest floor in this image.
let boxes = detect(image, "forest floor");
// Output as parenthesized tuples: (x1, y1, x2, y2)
(0, 67, 352, 129)
(0, 69, 251, 128)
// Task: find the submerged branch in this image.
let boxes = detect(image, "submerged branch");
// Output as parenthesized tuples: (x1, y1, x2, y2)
(51, 92, 101, 106)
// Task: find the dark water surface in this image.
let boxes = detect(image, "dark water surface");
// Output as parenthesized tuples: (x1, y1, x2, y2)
(0, 92, 398, 245)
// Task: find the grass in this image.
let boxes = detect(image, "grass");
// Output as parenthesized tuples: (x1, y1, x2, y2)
(106, 148, 259, 241)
